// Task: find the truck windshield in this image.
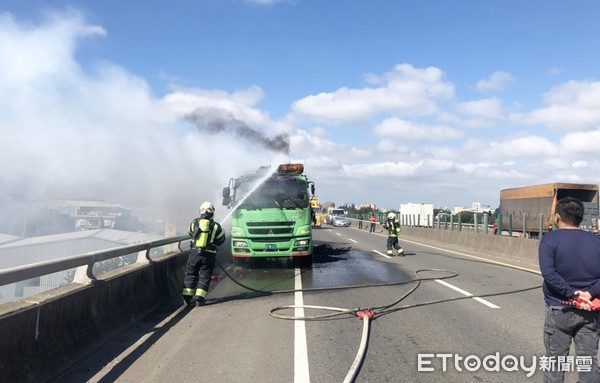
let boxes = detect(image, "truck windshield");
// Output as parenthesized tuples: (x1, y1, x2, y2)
(237, 179, 309, 209)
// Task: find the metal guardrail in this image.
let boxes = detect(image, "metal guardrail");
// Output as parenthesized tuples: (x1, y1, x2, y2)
(0, 235, 191, 287)
(343, 216, 492, 230)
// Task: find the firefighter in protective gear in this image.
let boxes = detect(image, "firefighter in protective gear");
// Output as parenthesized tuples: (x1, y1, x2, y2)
(382, 212, 404, 256)
(182, 201, 226, 307)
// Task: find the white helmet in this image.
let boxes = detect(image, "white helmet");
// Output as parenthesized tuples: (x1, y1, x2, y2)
(387, 212, 396, 220)
(200, 201, 215, 215)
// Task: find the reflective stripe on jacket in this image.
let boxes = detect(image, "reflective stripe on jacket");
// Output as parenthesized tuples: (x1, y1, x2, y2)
(384, 219, 401, 237)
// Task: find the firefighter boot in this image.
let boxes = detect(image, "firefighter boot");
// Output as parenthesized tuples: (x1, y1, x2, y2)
(193, 296, 206, 307)
(398, 248, 405, 256)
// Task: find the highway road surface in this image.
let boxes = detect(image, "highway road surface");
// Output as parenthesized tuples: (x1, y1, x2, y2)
(55, 225, 586, 383)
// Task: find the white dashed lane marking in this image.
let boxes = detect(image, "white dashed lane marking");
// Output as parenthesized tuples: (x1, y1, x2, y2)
(435, 279, 500, 309)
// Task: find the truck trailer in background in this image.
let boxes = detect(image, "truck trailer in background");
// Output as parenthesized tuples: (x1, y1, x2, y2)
(498, 183, 599, 237)
(400, 202, 434, 227)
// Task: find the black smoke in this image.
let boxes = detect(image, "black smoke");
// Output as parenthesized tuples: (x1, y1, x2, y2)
(185, 107, 290, 154)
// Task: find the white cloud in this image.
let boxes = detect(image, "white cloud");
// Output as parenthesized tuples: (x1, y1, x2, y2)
(341, 158, 461, 180)
(485, 135, 559, 159)
(561, 130, 600, 154)
(291, 63, 455, 125)
(373, 118, 463, 141)
(350, 147, 372, 158)
(572, 161, 589, 169)
(166, 85, 265, 110)
(307, 126, 329, 139)
(377, 138, 401, 152)
(342, 161, 422, 177)
(476, 71, 515, 92)
(0, 11, 104, 87)
(541, 158, 571, 170)
(288, 129, 340, 159)
(511, 80, 600, 131)
(456, 98, 503, 119)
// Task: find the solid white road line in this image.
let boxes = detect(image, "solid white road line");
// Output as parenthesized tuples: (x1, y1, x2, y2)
(373, 250, 391, 259)
(86, 304, 190, 382)
(434, 279, 500, 309)
(294, 269, 310, 383)
(401, 237, 540, 275)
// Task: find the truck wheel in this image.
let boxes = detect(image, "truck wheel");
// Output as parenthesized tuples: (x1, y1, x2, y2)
(294, 255, 313, 268)
(234, 258, 248, 267)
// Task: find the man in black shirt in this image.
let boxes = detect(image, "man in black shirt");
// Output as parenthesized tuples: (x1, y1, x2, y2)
(539, 197, 600, 383)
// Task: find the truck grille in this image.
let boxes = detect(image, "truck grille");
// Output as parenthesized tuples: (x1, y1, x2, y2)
(246, 221, 294, 227)
(252, 237, 293, 243)
(246, 221, 295, 235)
(248, 228, 294, 235)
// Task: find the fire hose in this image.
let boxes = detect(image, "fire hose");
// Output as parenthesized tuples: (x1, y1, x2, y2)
(212, 255, 541, 382)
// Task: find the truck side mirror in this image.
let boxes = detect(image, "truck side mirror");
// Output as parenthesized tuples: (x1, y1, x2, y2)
(222, 187, 231, 207)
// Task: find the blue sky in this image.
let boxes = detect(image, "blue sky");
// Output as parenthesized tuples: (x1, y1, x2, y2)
(2, 0, 600, 224)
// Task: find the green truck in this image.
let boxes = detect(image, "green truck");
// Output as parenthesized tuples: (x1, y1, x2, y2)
(222, 163, 316, 265)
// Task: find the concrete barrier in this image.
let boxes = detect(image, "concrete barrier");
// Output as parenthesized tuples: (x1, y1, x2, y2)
(401, 226, 540, 266)
(0, 228, 542, 382)
(0, 250, 188, 383)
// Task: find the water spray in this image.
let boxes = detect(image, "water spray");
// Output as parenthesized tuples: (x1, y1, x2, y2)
(221, 163, 278, 225)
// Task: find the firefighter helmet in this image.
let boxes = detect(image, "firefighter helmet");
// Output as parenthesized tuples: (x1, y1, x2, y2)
(387, 212, 396, 220)
(200, 201, 215, 215)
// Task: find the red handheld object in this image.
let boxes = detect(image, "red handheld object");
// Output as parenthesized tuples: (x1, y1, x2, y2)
(574, 297, 600, 311)
(358, 310, 374, 320)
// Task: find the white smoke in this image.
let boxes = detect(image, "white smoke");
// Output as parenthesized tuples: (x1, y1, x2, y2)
(0, 11, 287, 232)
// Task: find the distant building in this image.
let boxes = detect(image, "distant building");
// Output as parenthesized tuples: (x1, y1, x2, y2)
(340, 202, 356, 210)
(471, 202, 493, 213)
(0, 229, 164, 304)
(453, 206, 466, 215)
(400, 203, 434, 227)
(453, 203, 493, 215)
(47, 199, 132, 231)
(356, 203, 378, 210)
(322, 201, 336, 209)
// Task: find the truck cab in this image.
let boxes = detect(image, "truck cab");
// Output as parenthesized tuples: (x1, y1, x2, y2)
(222, 163, 315, 266)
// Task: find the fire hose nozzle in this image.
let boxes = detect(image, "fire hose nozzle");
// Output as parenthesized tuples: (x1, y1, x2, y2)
(574, 297, 600, 311)
(560, 297, 600, 311)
